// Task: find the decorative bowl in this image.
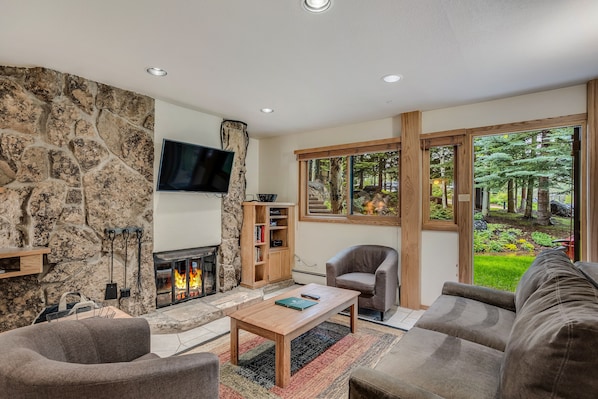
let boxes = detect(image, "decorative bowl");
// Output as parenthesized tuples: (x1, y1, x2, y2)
(257, 194, 277, 202)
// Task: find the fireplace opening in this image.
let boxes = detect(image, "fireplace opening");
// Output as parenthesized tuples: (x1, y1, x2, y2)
(154, 246, 217, 308)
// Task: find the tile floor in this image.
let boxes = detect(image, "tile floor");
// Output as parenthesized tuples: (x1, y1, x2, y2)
(150, 285, 424, 357)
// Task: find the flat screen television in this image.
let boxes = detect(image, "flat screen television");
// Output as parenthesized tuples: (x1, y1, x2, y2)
(157, 139, 234, 193)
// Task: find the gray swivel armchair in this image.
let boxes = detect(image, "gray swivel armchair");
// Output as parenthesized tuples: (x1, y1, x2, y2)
(0, 317, 219, 398)
(326, 244, 399, 321)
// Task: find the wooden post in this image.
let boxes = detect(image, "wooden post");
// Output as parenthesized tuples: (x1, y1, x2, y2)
(588, 79, 598, 262)
(400, 111, 422, 309)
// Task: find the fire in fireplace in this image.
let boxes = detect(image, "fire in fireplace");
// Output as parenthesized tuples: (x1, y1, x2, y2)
(153, 246, 217, 308)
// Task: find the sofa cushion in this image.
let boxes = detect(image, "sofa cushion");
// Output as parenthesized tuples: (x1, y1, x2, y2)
(514, 249, 575, 311)
(415, 294, 515, 351)
(575, 261, 598, 289)
(336, 272, 375, 295)
(374, 327, 503, 399)
(501, 266, 598, 398)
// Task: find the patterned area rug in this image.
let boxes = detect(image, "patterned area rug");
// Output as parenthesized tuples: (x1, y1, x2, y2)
(185, 314, 403, 399)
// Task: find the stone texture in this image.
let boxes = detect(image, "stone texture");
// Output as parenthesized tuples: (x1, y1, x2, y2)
(0, 66, 155, 331)
(16, 146, 49, 182)
(218, 120, 248, 291)
(0, 276, 45, 331)
(24, 67, 63, 103)
(47, 225, 101, 263)
(45, 98, 79, 147)
(83, 159, 153, 235)
(29, 181, 68, 246)
(74, 119, 96, 138)
(65, 188, 82, 205)
(42, 256, 115, 304)
(97, 83, 153, 126)
(49, 149, 81, 186)
(70, 138, 109, 171)
(0, 160, 15, 185)
(0, 78, 45, 135)
(65, 74, 96, 114)
(97, 110, 153, 181)
(1, 132, 35, 172)
(60, 206, 85, 224)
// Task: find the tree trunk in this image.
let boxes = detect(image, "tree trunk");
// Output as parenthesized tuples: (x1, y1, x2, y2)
(507, 179, 515, 213)
(481, 187, 489, 217)
(537, 176, 551, 225)
(378, 158, 384, 189)
(519, 183, 527, 213)
(536, 130, 551, 225)
(524, 177, 534, 218)
(329, 158, 342, 214)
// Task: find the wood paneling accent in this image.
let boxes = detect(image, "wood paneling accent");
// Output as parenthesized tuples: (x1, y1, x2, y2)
(400, 111, 422, 309)
(465, 113, 587, 136)
(294, 137, 401, 160)
(457, 136, 473, 284)
(588, 80, 598, 261)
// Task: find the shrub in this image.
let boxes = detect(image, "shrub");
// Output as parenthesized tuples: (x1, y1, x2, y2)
(430, 203, 453, 220)
(531, 231, 555, 247)
(503, 243, 518, 251)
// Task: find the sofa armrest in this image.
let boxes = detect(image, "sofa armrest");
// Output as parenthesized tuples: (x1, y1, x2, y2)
(442, 281, 515, 312)
(349, 367, 444, 399)
(7, 351, 219, 398)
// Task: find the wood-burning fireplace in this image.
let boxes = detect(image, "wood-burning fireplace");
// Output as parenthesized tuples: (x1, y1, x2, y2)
(153, 246, 217, 308)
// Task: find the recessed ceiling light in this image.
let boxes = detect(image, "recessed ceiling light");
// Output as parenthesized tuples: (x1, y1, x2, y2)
(146, 67, 167, 77)
(260, 108, 274, 114)
(382, 74, 402, 83)
(302, 0, 332, 13)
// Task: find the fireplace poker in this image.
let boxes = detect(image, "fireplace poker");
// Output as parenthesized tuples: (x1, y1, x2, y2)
(104, 229, 118, 300)
(120, 228, 131, 298)
(136, 227, 143, 292)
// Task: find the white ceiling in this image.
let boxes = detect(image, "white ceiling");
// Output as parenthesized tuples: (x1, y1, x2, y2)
(1, 0, 597, 138)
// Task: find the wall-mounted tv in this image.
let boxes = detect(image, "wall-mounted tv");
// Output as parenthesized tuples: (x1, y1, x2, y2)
(157, 139, 234, 193)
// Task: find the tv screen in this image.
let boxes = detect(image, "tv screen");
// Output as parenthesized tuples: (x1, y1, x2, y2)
(157, 139, 234, 193)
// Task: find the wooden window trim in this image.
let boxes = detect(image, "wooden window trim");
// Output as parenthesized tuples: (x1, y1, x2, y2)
(296, 138, 401, 226)
(421, 133, 464, 231)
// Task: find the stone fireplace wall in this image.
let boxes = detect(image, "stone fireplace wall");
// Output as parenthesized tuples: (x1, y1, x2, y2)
(0, 66, 155, 332)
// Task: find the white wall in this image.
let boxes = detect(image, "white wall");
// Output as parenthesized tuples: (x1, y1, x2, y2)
(258, 118, 402, 285)
(259, 84, 588, 306)
(153, 100, 223, 252)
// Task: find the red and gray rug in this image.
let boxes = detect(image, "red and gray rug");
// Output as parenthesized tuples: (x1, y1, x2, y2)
(185, 315, 403, 399)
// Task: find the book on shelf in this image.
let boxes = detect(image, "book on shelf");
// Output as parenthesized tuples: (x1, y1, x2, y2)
(254, 226, 265, 243)
(254, 247, 262, 262)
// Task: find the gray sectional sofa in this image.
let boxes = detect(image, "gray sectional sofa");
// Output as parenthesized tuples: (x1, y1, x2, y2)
(349, 249, 598, 399)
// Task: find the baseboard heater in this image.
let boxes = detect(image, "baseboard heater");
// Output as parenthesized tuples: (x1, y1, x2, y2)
(291, 269, 326, 278)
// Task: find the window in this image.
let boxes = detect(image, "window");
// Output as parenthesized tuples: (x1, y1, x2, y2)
(422, 135, 463, 230)
(296, 139, 401, 225)
(428, 145, 455, 221)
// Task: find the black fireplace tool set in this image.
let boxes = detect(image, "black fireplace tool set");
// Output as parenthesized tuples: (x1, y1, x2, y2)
(104, 227, 143, 300)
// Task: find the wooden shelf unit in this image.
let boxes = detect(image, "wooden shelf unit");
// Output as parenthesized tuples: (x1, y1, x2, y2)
(0, 247, 50, 279)
(241, 202, 295, 288)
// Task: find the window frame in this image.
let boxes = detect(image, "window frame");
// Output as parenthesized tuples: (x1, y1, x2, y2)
(421, 134, 464, 231)
(295, 138, 401, 226)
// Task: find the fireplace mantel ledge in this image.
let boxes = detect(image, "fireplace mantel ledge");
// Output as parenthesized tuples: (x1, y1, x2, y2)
(0, 247, 50, 279)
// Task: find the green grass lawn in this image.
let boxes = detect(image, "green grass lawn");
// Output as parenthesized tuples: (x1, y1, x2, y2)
(474, 254, 535, 292)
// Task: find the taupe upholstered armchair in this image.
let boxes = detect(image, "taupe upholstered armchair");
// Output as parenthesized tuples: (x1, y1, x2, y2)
(0, 317, 219, 399)
(326, 245, 399, 320)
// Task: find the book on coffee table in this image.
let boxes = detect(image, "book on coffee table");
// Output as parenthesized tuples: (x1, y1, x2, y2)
(275, 297, 318, 311)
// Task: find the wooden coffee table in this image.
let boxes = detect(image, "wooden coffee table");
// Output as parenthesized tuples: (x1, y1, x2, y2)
(229, 283, 360, 388)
